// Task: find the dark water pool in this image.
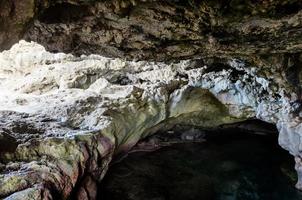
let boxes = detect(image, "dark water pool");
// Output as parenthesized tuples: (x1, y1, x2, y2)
(99, 132, 302, 200)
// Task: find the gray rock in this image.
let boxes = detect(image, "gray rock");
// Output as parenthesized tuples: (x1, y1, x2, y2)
(0, 41, 301, 199)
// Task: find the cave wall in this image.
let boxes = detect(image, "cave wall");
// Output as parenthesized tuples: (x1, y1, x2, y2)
(0, 41, 301, 200)
(2, 0, 302, 97)
(1, 1, 302, 200)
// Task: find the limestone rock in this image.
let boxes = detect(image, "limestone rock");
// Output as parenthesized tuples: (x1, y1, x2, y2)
(0, 41, 301, 199)
(1, 1, 302, 61)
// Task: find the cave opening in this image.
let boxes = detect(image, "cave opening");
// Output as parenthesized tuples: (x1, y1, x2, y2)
(1, 40, 302, 200)
(98, 120, 302, 200)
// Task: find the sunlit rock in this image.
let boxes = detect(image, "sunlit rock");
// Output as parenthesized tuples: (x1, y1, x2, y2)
(0, 41, 301, 199)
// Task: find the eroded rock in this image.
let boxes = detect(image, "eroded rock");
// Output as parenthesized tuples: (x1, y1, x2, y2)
(1, 1, 302, 61)
(0, 41, 301, 199)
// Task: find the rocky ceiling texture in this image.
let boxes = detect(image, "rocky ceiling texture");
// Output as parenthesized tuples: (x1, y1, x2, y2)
(1, 0, 302, 60)
(1, 1, 302, 200)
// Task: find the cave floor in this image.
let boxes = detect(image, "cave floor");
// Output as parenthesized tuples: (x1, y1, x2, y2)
(99, 131, 302, 200)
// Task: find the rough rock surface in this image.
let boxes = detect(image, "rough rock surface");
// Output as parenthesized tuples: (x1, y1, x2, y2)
(1, 0, 302, 61)
(1, 1, 302, 199)
(0, 41, 301, 200)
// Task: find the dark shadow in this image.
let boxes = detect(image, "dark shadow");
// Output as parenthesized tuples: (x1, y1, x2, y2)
(38, 3, 90, 24)
(99, 121, 301, 200)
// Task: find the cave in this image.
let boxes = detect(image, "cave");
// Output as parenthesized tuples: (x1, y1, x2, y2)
(1, 1, 302, 200)
(100, 121, 300, 200)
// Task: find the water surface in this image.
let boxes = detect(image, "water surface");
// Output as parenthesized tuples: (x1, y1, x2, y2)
(100, 132, 302, 200)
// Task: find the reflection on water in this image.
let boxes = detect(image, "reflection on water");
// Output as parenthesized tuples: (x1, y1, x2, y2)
(99, 132, 302, 200)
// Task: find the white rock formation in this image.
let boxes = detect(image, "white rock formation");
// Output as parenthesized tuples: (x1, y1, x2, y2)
(0, 41, 301, 199)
